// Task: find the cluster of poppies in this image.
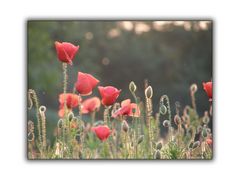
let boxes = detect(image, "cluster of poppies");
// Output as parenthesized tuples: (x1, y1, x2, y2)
(55, 41, 212, 142)
(55, 41, 142, 141)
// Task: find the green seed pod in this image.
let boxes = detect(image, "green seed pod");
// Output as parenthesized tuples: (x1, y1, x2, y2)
(129, 81, 137, 93)
(154, 150, 161, 159)
(192, 141, 200, 149)
(163, 120, 171, 127)
(202, 128, 208, 138)
(156, 142, 162, 150)
(160, 105, 167, 115)
(137, 135, 144, 144)
(145, 86, 153, 99)
(122, 120, 129, 132)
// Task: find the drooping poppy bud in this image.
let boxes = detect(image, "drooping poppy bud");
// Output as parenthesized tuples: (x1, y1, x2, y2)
(112, 99, 140, 118)
(203, 81, 212, 102)
(98, 86, 121, 106)
(75, 72, 99, 96)
(81, 97, 101, 114)
(145, 86, 153, 99)
(92, 125, 111, 141)
(55, 41, 79, 65)
(122, 120, 129, 132)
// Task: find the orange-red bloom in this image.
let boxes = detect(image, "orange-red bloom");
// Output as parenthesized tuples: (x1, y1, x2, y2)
(58, 93, 81, 117)
(112, 99, 140, 118)
(98, 86, 121, 106)
(81, 97, 101, 114)
(203, 81, 212, 101)
(206, 138, 212, 145)
(92, 125, 111, 141)
(75, 72, 99, 96)
(55, 41, 79, 65)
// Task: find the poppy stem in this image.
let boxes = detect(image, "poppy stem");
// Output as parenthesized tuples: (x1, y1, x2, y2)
(62, 63, 68, 157)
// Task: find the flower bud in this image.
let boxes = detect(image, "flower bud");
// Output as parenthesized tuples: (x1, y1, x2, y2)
(202, 128, 208, 138)
(197, 125, 203, 134)
(192, 141, 200, 149)
(190, 84, 198, 93)
(129, 81, 137, 93)
(159, 105, 167, 115)
(163, 120, 171, 127)
(202, 112, 210, 124)
(137, 135, 144, 144)
(156, 142, 162, 150)
(154, 150, 161, 159)
(145, 86, 153, 99)
(122, 120, 129, 133)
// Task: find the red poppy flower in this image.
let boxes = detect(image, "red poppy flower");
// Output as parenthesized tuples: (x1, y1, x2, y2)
(206, 138, 212, 145)
(92, 125, 111, 141)
(203, 81, 212, 101)
(81, 97, 101, 114)
(98, 86, 121, 106)
(75, 72, 99, 96)
(55, 41, 79, 65)
(112, 99, 140, 118)
(58, 93, 81, 118)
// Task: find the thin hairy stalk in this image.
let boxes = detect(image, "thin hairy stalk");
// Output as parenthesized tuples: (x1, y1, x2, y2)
(28, 89, 42, 146)
(39, 106, 47, 157)
(160, 95, 173, 141)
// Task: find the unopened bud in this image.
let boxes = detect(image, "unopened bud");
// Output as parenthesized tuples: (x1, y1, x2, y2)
(137, 135, 144, 144)
(163, 120, 171, 127)
(202, 128, 208, 138)
(197, 125, 203, 134)
(122, 120, 129, 132)
(129, 81, 137, 93)
(154, 150, 161, 159)
(202, 111, 210, 124)
(190, 84, 198, 93)
(160, 105, 167, 115)
(145, 86, 153, 99)
(156, 142, 162, 150)
(192, 141, 200, 149)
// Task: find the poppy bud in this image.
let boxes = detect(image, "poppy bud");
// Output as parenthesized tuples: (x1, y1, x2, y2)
(129, 81, 137, 93)
(202, 128, 208, 138)
(192, 141, 200, 149)
(137, 135, 144, 144)
(122, 120, 129, 132)
(202, 111, 210, 124)
(154, 150, 161, 159)
(145, 86, 153, 99)
(156, 142, 162, 150)
(190, 84, 198, 93)
(159, 104, 167, 115)
(163, 120, 171, 127)
(197, 125, 203, 134)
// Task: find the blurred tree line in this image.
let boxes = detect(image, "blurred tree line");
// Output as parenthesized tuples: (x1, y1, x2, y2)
(28, 20, 212, 124)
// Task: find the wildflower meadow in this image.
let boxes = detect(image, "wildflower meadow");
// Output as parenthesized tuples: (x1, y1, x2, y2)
(27, 21, 213, 160)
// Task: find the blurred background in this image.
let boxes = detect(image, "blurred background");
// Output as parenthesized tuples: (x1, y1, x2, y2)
(28, 20, 212, 140)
